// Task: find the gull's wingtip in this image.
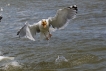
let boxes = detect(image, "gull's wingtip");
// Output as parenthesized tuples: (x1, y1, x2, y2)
(69, 5, 78, 12)
(72, 5, 78, 12)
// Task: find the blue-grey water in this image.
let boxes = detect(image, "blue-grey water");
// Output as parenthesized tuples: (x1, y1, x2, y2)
(0, 0, 106, 71)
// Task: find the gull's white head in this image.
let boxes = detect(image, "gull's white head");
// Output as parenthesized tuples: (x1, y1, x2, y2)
(41, 19, 47, 28)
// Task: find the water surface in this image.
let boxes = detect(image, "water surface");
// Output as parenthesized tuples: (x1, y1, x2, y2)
(0, 0, 106, 71)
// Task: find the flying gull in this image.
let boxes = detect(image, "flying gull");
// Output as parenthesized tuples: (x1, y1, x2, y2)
(17, 5, 78, 41)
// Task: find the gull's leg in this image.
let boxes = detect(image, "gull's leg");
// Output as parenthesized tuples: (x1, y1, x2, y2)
(44, 33, 49, 40)
(48, 30, 52, 38)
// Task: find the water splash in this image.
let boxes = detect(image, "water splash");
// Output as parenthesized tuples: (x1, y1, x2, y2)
(5, 61, 21, 68)
(0, 7, 3, 12)
(0, 56, 14, 61)
(6, 4, 10, 6)
(55, 55, 68, 64)
(1, 61, 22, 71)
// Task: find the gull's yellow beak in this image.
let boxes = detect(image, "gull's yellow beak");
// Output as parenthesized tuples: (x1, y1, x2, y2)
(42, 20, 47, 28)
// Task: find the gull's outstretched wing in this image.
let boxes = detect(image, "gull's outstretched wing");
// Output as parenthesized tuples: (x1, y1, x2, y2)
(49, 5, 78, 29)
(17, 22, 40, 41)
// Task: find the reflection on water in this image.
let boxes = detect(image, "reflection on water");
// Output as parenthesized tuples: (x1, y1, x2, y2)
(0, 0, 106, 71)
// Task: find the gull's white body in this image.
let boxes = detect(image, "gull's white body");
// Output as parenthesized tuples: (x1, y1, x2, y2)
(17, 5, 78, 41)
(17, 19, 50, 41)
(38, 19, 50, 40)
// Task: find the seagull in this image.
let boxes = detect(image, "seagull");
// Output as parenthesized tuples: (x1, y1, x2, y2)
(17, 5, 78, 41)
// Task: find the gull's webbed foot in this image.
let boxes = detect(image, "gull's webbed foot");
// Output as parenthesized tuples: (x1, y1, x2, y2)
(49, 34, 52, 38)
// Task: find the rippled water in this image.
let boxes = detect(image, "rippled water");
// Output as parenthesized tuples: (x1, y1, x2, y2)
(0, 0, 106, 71)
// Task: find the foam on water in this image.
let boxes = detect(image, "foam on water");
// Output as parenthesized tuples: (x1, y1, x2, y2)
(0, 51, 22, 71)
(55, 56, 68, 63)
(1, 61, 22, 71)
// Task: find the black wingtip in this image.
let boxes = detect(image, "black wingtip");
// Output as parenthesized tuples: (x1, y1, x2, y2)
(67, 5, 78, 13)
(17, 31, 20, 35)
(72, 5, 78, 12)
